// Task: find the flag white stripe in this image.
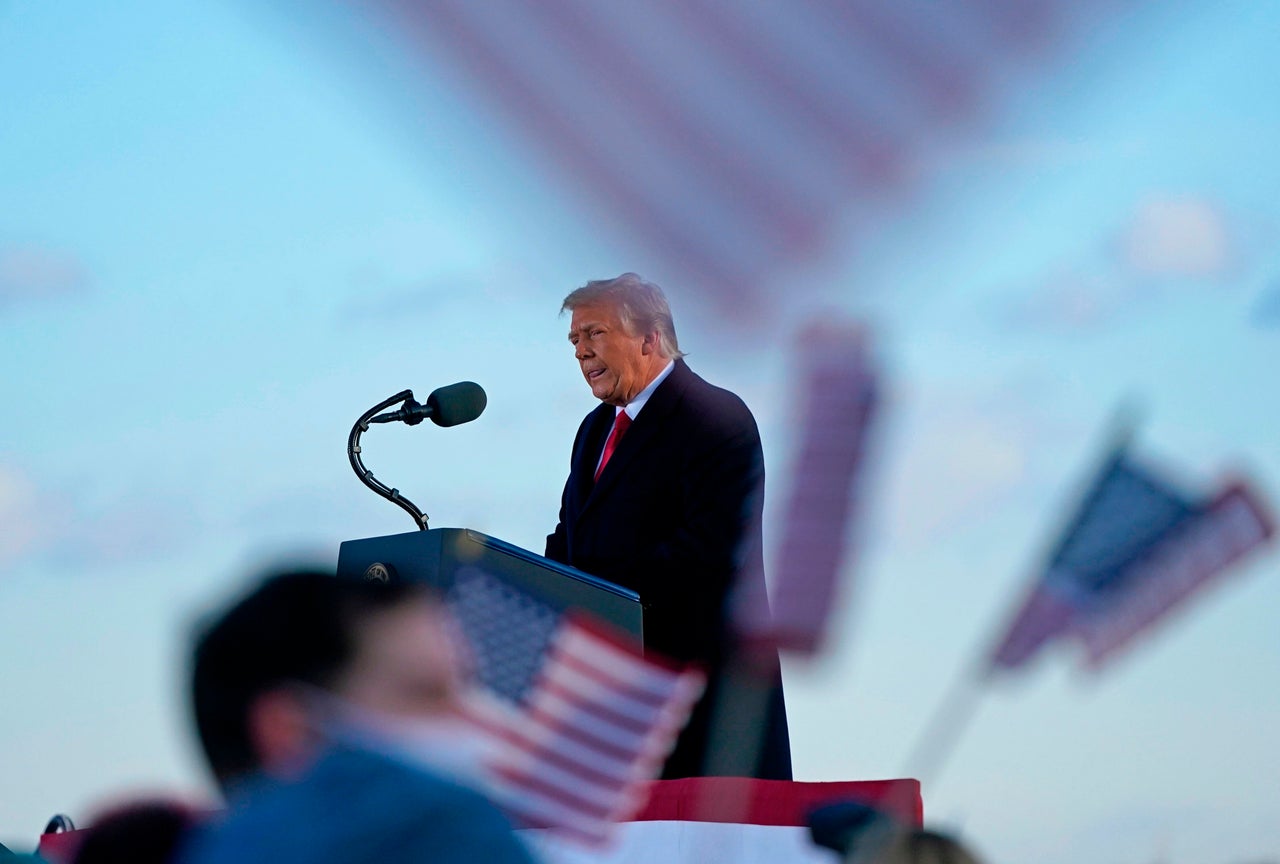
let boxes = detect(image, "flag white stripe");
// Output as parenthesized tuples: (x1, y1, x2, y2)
(506, 731, 640, 787)
(554, 626, 693, 696)
(541, 661, 675, 726)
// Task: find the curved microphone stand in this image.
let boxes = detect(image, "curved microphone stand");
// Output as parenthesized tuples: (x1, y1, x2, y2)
(347, 390, 430, 531)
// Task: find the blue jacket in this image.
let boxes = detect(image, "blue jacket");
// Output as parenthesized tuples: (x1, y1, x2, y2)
(180, 745, 537, 864)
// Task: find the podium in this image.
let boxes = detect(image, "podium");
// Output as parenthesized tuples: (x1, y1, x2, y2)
(336, 528, 644, 642)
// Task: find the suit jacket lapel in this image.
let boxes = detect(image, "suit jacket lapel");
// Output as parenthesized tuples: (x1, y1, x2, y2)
(580, 360, 689, 514)
(574, 404, 615, 508)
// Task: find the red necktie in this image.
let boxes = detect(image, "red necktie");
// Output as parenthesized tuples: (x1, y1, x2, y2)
(594, 410, 632, 481)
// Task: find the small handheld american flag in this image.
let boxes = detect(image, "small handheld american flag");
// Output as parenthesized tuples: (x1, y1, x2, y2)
(988, 442, 1275, 673)
(448, 567, 706, 845)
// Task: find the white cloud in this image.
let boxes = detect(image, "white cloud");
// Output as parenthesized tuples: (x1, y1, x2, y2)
(1004, 194, 1251, 334)
(1117, 196, 1232, 279)
(0, 463, 199, 573)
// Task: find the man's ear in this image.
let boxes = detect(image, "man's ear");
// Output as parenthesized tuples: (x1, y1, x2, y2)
(641, 330, 659, 355)
(247, 688, 319, 779)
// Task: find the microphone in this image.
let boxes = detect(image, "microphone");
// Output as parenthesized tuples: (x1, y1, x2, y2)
(370, 381, 487, 427)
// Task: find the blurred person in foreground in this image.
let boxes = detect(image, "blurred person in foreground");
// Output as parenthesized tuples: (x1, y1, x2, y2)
(879, 831, 985, 864)
(546, 272, 790, 779)
(846, 829, 985, 864)
(810, 802, 985, 864)
(179, 570, 536, 864)
(68, 800, 197, 864)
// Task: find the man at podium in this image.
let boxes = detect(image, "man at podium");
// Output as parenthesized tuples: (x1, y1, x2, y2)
(546, 273, 791, 780)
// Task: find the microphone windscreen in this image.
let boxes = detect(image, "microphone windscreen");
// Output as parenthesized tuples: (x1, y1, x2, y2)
(427, 381, 487, 427)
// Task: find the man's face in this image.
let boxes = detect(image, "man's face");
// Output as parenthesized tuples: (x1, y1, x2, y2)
(333, 599, 466, 722)
(568, 301, 660, 407)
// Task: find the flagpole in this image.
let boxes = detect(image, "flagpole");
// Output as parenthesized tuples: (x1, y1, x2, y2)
(903, 400, 1143, 790)
(902, 663, 986, 790)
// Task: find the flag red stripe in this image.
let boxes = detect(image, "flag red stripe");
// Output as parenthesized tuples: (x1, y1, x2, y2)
(521, 704, 645, 766)
(537, 677, 659, 737)
(805, 0, 976, 117)
(657, 0, 903, 185)
(552, 640, 677, 704)
(381, 0, 760, 297)
(492, 718, 638, 788)
(1078, 484, 1273, 666)
(541, 662, 673, 728)
(494, 746, 634, 818)
(493, 762, 624, 820)
(527, 0, 820, 252)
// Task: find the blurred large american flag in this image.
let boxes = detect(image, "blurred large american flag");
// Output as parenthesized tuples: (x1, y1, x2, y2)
(289, 0, 1132, 315)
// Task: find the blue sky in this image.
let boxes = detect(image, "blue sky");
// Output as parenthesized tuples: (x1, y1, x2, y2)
(3, 3, 1279, 862)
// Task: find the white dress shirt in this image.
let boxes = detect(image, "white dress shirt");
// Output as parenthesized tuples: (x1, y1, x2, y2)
(593, 359, 675, 476)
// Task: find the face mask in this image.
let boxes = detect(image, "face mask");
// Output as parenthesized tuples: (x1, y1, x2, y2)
(309, 691, 497, 792)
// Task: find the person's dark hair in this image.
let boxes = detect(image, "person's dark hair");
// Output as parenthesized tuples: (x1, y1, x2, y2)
(561, 272, 684, 359)
(189, 570, 422, 790)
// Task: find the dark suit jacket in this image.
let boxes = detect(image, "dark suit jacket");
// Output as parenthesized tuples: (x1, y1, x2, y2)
(546, 359, 791, 779)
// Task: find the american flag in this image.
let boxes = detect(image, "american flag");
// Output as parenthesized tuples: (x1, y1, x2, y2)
(447, 567, 706, 845)
(295, 0, 1133, 317)
(735, 321, 879, 655)
(988, 441, 1275, 673)
(988, 442, 1198, 670)
(1072, 482, 1274, 668)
